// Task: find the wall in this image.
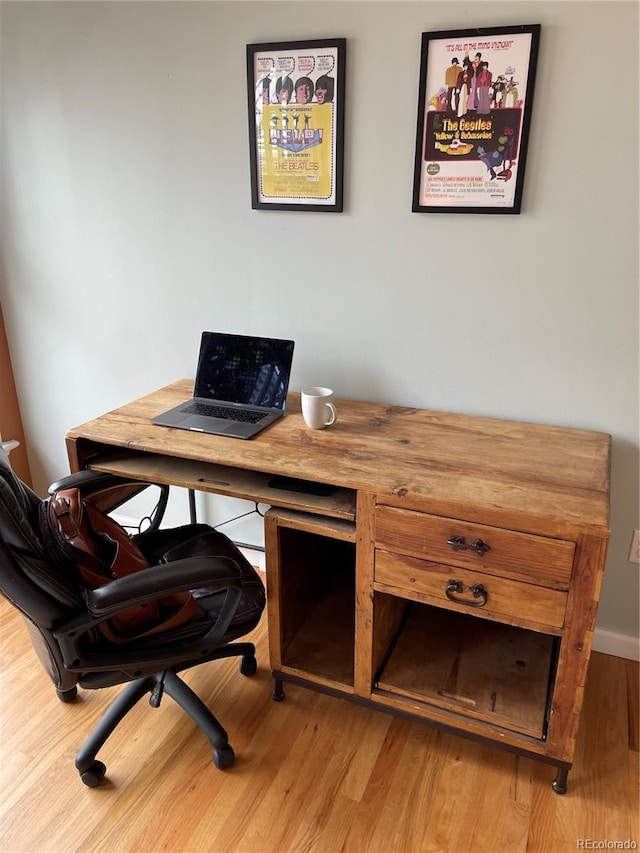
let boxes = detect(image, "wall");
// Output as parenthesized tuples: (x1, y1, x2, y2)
(1, 1, 638, 646)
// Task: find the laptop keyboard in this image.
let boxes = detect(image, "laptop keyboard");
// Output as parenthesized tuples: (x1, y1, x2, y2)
(183, 402, 267, 424)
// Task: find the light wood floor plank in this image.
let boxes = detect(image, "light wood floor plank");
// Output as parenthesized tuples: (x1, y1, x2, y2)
(1, 598, 637, 853)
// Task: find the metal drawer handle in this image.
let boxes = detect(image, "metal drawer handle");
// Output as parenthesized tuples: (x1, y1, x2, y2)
(445, 579, 488, 608)
(447, 535, 491, 557)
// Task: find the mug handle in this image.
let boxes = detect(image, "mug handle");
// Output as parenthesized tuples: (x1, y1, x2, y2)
(325, 402, 337, 426)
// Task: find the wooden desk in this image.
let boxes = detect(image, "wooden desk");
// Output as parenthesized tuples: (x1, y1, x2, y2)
(66, 379, 611, 792)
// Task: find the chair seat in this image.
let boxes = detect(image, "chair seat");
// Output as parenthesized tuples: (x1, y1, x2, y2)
(134, 524, 266, 628)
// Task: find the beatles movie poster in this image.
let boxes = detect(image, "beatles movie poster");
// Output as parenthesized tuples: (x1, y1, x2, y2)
(413, 26, 540, 214)
(247, 39, 345, 212)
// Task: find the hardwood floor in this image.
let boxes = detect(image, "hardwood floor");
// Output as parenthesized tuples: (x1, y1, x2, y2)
(0, 596, 637, 853)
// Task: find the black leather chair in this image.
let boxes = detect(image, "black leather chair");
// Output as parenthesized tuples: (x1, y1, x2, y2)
(0, 448, 265, 786)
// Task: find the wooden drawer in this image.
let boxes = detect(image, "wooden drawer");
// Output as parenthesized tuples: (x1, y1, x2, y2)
(375, 506, 575, 590)
(375, 549, 567, 629)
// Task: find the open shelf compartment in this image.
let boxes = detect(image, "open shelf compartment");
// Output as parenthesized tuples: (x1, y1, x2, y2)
(374, 597, 556, 739)
(269, 518, 356, 689)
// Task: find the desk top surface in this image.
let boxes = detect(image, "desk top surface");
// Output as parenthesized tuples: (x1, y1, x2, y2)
(66, 380, 611, 536)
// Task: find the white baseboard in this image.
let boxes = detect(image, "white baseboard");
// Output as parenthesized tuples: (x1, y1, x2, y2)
(238, 546, 265, 572)
(592, 628, 639, 661)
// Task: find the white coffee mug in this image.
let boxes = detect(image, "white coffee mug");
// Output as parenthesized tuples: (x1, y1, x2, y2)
(301, 387, 337, 430)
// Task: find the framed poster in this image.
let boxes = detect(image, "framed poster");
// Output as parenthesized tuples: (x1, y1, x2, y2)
(412, 25, 540, 214)
(246, 38, 346, 212)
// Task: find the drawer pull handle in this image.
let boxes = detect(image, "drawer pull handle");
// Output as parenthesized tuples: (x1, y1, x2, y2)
(445, 579, 488, 608)
(447, 536, 491, 557)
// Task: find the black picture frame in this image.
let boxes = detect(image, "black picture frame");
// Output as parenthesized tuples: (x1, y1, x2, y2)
(412, 24, 540, 214)
(246, 38, 346, 212)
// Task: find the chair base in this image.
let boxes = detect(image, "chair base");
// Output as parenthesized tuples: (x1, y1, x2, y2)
(74, 642, 257, 786)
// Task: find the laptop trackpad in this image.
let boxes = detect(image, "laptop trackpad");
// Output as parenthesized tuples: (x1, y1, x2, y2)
(185, 416, 229, 431)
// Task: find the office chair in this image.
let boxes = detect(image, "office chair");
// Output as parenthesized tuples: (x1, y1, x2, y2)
(0, 448, 265, 786)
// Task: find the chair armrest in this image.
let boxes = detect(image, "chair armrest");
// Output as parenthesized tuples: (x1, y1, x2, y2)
(53, 556, 245, 672)
(48, 470, 137, 494)
(48, 471, 169, 530)
(86, 556, 242, 615)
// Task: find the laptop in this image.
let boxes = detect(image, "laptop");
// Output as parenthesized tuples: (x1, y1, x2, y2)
(152, 331, 295, 439)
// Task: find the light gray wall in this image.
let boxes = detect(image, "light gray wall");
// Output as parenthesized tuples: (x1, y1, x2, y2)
(1, 1, 638, 642)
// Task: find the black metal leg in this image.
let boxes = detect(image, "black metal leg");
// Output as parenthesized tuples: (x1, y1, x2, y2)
(188, 489, 197, 524)
(552, 764, 569, 794)
(272, 676, 285, 702)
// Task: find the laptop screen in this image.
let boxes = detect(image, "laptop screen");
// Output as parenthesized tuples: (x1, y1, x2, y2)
(194, 332, 295, 410)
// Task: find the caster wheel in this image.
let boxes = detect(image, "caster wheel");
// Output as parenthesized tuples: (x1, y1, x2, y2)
(213, 744, 235, 770)
(240, 655, 257, 676)
(57, 686, 78, 703)
(80, 760, 106, 787)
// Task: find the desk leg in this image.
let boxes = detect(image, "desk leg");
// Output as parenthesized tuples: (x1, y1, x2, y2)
(354, 491, 376, 698)
(188, 489, 197, 524)
(552, 764, 570, 794)
(272, 676, 285, 702)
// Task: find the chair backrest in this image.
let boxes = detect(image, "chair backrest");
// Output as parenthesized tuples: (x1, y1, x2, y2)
(0, 449, 82, 621)
(0, 449, 86, 693)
